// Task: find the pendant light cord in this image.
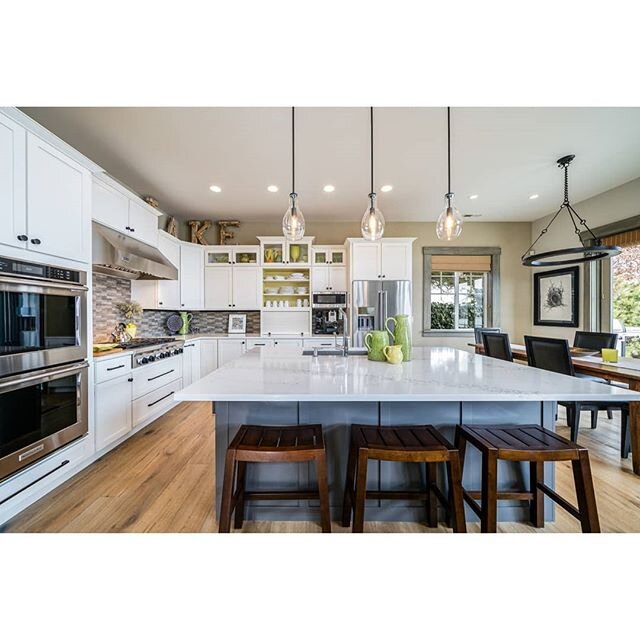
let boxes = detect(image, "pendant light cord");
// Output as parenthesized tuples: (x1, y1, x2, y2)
(370, 106, 374, 196)
(447, 107, 451, 200)
(291, 106, 295, 195)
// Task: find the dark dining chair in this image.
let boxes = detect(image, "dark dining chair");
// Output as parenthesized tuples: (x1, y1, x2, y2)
(481, 332, 513, 362)
(573, 331, 620, 425)
(524, 335, 630, 458)
(474, 327, 500, 346)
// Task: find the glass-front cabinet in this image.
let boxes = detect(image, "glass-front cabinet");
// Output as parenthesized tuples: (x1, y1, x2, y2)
(258, 237, 315, 266)
(313, 245, 345, 265)
(205, 246, 259, 266)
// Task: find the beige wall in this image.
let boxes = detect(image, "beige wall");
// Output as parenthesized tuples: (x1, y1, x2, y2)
(160, 215, 533, 350)
(528, 177, 640, 341)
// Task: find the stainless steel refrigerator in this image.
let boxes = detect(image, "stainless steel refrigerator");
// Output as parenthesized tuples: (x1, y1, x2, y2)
(352, 280, 412, 348)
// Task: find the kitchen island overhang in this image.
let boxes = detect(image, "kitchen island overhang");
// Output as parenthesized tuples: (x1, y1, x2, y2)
(177, 347, 640, 525)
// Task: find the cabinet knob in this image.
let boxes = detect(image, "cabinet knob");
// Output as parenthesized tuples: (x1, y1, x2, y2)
(125, 226, 131, 231)
(158, 301, 163, 305)
(17, 234, 28, 241)
(130, 228, 135, 233)
(127, 378, 133, 382)
(30, 238, 41, 245)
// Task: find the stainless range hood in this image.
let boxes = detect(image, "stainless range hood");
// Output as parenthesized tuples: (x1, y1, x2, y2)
(92, 223, 178, 280)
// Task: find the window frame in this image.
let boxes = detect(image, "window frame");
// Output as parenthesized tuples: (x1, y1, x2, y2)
(422, 246, 501, 337)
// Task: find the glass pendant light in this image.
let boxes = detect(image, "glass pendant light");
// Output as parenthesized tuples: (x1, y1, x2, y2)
(282, 106, 305, 241)
(361, 107, 385, 241)
(436, 107, 463, 240)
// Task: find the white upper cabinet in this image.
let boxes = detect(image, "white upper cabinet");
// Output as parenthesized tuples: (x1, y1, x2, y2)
(380, 241, 413, 280)
(92, 176, 159, 248)
(204, 265, 233, 309)
(350, 242, 381, 280)
(128, 200, 159, 246)
(258, 236, 315, 266)
(328, 266, 347, 291)
(204, 264, 261, 310)
(311, 265, 347, 292)
(232, 266, 261, 309)
(180, 243, 204, 309)
(0, 113, 27, 250)
(26, 133, 90, 262)
(92, 178, 128, 231)
(348, 238, 415, 283)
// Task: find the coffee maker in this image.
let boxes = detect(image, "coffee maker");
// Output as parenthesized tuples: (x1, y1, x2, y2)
(312, 308, 344, 336)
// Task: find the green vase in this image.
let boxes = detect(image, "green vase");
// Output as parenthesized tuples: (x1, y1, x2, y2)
(385, 314, 412, 361)
(364, 330, 389, 362)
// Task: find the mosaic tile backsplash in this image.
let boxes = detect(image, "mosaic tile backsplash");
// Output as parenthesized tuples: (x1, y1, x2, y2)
(93, 273, 260, 341)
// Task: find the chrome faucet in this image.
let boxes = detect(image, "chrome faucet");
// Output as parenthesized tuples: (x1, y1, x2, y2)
(339, 307, 350, 357)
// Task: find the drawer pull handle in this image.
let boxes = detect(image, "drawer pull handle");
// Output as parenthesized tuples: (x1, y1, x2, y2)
(147, 369, 174, 382)
(147, 391, 175, 408)
(106, 364, 126, 371)
(184, 344, 195, 348)
(0, 460, 70, 507)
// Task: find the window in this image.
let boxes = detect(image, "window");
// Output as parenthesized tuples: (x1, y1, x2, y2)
(422, 247, 500, 336)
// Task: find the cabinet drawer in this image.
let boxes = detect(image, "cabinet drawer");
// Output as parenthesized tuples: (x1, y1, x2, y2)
(132, 358, 183, 399)
(246, 338, 274, 349)
(94, 355, 132, 384)
(133, 379, 181, 427)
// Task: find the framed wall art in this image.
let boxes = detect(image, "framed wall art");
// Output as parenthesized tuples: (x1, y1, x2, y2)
(227, 313, 247, 334)
(533, 266, 579, 327)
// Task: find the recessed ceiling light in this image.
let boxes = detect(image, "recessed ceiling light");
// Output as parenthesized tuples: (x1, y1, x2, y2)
(267, 185, 279, 193)
(469, 194, 479, 200)
(323, 184, 335, 193)
(529, 193, 539, 200)
(380, 185, 393, 192)
(209, 185, 222, 193)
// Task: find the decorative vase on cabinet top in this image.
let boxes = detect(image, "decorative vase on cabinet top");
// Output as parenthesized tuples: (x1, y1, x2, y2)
(385, 314, 412, 361)
(364, 330, 389, 362)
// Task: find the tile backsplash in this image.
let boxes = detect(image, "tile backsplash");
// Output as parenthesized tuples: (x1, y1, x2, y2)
(92, 272, 261, 341)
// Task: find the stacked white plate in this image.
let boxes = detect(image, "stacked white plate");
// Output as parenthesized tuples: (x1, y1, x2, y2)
(295, 287, 307, 294)
(288, 272, 305, 279)
(279, 286, 295, 294)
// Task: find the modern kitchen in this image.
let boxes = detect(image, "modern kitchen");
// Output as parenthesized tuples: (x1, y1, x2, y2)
(1, 105, 640, 541)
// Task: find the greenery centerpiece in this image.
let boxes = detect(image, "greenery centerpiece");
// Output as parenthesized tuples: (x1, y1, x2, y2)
(117, 301, 143, 339)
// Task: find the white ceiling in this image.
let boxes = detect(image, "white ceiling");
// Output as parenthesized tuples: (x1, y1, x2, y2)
(20, 107, 640, 223)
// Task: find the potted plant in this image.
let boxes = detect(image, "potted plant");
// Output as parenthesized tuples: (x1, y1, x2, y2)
(117, 301, 143, 339)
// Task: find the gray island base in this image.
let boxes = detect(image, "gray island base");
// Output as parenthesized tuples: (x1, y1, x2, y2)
(176, 346, 640, 526)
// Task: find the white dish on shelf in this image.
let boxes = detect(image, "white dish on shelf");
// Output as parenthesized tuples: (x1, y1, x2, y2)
(279, 287, 295, 294)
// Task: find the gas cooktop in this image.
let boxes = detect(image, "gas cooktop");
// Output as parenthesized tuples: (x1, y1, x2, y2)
(118, 338, 178, 350)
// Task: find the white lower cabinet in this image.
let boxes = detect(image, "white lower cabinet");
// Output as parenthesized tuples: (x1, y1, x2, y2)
(133, 358, 182, 399)
(95, 372, 133, 451)
(218, 339, 246, 367)
(200, 339, 219, 376)
(182, 339, 202, 387)
(246, 338, 274, 349)
(132, 379, 181, 426)
(303, 338, 342, 349)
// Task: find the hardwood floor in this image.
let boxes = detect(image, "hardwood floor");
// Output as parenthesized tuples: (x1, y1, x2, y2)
(3, 401, 640, 532)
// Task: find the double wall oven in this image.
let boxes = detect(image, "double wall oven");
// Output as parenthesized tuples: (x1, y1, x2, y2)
(0, 256, 88, 482)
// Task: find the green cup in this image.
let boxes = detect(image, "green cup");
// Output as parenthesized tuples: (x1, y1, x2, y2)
(364, 330, 390, 362)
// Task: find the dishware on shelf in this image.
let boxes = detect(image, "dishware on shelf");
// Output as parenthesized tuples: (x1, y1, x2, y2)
(364, 330, 389, 362)
(290, 245, 301, 262)
(383, 344, 404, 365)
(385, 314, 412, 361)
(279, 286, 295, 294)
(296, 299, 302, 307)
(166, 313, 183, 334)
(303, 299, 309, 307)
(294, 287, 307, 294)
(284, 300, 290, 308)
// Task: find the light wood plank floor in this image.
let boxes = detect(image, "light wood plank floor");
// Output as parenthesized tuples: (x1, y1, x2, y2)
(3, 401, 640, 532)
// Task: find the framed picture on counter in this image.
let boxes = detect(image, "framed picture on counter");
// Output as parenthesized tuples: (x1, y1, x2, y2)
(228, 313, 247, 334)
(533, 266, 579, 327)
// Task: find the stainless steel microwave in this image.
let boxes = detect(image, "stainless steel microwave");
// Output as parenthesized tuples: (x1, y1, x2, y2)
(0, 257, 88, 378)
(312, 291, 348, 308)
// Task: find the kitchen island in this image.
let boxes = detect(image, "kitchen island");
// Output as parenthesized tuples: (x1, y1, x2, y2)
(176, 346, 640, 524)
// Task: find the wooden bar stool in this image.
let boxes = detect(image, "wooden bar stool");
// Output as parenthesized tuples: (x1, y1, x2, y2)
(218, 424, 331, 533)
(341, 425, 466, 533)
(455, 424, 600, 533)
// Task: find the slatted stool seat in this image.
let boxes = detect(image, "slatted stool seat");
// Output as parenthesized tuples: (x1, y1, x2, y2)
(455, 424, 600, 533)
(341, 425, 466, 533)
(218, 424, 331, 533)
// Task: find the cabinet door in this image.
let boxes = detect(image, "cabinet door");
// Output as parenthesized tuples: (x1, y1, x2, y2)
(0, 113, 27, 249)
(329, 266, 347, 291)
(312, 248, 329, 265)
(381, 242, 412, 280)
(183, 340, 201, 386)
(128, 200, 158, 247)
(232, 266, 261, 309)
(158, 233, 180, 267)
(232, 246, 259, 265)
(157, 279, 180, 309)
(204, 265, 233, 309)
(330, 248, 345, 265)
(351, 242, 381, 281)
(218, 339, 246, 367)
(205, 247, 232, 266)
(95, 375, 133, 451)
(311, 267, 329, 291)
(130, 280, 157, 309)
(92, 179, 129, 232)
(287, 239, 311, 265)
(200, 339, 219, 376)
(26, 133, 89, 262)
(180, 244, 204, 309)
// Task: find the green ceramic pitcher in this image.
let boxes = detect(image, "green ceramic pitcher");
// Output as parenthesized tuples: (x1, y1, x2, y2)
(385, 314, 412, 361)
(364, 330, 389, 362)
(178, 311, 193, 335)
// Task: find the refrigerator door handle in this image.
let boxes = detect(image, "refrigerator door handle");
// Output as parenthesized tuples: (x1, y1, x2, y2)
(381, 289, 388, 328)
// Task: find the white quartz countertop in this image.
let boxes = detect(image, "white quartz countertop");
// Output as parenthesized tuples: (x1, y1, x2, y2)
(176, 346, 640, 403)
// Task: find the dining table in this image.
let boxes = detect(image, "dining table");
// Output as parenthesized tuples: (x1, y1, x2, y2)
(470, 342, 640, 475)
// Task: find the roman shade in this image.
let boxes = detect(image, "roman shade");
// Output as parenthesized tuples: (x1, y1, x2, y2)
(431, 254, 492, 272)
